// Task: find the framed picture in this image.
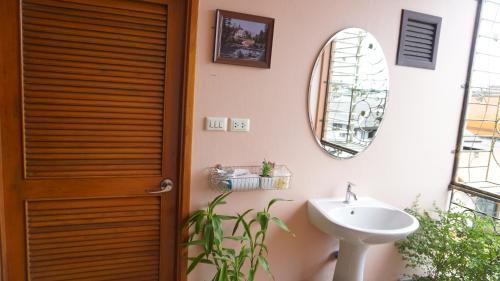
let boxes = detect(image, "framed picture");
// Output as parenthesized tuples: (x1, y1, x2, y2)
(213, 9, 274, 68)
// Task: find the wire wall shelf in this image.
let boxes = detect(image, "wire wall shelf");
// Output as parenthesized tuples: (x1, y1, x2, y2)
(208, 165, 292, 192)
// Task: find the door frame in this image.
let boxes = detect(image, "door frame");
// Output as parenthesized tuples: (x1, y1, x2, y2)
(176, 0, 199, 280)
(0, 118, 5, 281)
(0, 0, 199, 280)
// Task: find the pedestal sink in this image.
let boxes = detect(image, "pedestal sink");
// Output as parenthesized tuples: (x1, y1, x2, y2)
(308, 197, 419, 281)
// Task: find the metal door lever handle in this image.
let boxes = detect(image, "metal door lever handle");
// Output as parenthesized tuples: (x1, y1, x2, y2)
(148, 179, 173, 194)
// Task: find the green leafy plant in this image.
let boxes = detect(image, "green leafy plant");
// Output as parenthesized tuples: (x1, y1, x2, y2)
(396, 202, 499, 281)
(261, 160, 275, 177)
(185, 192, 294, 281)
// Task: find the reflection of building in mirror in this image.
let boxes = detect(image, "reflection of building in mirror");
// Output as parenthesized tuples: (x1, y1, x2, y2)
(310, 28, 389, 158)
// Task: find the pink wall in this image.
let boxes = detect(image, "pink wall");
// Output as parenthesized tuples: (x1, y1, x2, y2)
(189, 0, 477, 280)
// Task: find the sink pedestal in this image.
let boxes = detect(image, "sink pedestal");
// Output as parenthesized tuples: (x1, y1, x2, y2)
(333, 241, 368, 281)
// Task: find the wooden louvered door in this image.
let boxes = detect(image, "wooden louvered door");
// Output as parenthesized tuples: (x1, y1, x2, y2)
(0, 0, 189, 280)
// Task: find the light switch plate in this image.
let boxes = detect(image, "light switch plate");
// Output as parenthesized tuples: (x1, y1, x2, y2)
(205, 117, 227, 131)
(230, 118, 250, 132)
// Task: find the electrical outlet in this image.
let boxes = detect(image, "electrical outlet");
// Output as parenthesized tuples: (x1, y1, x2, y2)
(205, 117, 227, 131)
(230, 118, 250, 132)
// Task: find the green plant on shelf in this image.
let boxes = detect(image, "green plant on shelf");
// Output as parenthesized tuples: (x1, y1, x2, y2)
(184, 192, 294, 281)
(261, 160, 275, 177)
(396, 200, 499, 281)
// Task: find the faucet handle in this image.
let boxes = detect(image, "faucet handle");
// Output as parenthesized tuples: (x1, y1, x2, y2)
(347, 181, 355, 188)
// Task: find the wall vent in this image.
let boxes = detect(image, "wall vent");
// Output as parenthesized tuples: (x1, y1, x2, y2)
(396, 9, 442, 70)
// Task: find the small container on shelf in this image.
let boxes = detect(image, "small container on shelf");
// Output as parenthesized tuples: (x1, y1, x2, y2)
(208, 164, 292, 192)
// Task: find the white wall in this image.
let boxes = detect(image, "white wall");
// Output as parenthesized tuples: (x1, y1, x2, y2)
(189, 0, 477, 280)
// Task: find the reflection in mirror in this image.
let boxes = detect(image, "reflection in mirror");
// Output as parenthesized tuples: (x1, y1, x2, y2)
(309, 28, 389, 159)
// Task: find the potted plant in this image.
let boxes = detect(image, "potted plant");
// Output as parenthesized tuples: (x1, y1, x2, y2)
(396, 201, 499, 281)
(185, 192, 294, 281)
(260, 160, 275, 189)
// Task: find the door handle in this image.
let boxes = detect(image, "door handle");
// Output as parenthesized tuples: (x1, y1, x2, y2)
(148, 179, 173, 194)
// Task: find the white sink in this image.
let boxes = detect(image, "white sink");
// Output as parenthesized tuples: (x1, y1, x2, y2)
(308, 197, 419, 281)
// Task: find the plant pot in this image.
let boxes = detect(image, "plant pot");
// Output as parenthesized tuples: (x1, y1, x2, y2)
(273, 176, 290, 189)
(260, 176, 274, 189)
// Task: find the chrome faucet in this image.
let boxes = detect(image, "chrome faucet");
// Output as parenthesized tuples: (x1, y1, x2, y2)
(343, 182, 358, 204)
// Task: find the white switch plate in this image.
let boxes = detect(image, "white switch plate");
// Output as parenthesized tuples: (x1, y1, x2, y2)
(230, 118, 250, 132)
(205, 117, 227, 131)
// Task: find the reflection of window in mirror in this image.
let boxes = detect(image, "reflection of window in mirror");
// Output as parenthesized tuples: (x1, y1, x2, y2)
(311, 42, 332, 140)
(309, 28, 389, 159)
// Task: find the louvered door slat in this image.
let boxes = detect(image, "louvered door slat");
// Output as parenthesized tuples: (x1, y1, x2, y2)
(26, 136, 162, 142)
(25, 99, 163, 110)
(22, 0, 167, 178)
(24, 65, 165, 80)
(25, 49, 165, 67)
(23, 32, 166, 51)
(27, 142, 162, 148)
(25, 84, 164, 97)
(26, 123, 162, 130)
(25, 71, 164, 85)
(24, 24, 165, 45)
(24, 58, 165, 74)
(25, 92, 164, 103)
(30, 228, 160, 243)
(30, 255, 157, 271)
(22, 9, 167, 32)
(24, 0, 166, 20)
(22, 4, 165, 28)
(26, 197, 160, 281)
(24, 38, 166, 57)
(52, 0, 167, 15)
(23, 17, 166, 39)
(32, 261, 158, 280)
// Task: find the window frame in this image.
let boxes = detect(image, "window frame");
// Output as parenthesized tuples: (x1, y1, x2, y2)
(450, 0, 500, 207)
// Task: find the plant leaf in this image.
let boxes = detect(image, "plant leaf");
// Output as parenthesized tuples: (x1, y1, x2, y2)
(209, 192, 232, 213)
(232, 209, 253, 236)
(183, 239, 206, 247)
(271, 217, 295, 236)
(224, 248, 236, 256)
(257, 211, 270, 230)
(266, 198, 292, 211)
(187, 252, 206, 274)
(212, 216, 223, 245)
(188, 257, 213, 265)
(224, 235, 247, 241)
(256, 243, 269, 255)
(255, 230, 265, 244)
(238, 246, 249, 262)
(185, 210, 205, 228)
(217, 263, 227, 281)
(194, 215, 204, 235)
(258, 255, 274, 280)
(203, 219, 214, 253)
(248, 268, 256, 281)
(217, 215, 237, 220)
(241, 217, 253, 242)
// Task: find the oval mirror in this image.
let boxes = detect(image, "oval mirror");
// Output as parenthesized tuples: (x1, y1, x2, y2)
(308, 28, 389, 159)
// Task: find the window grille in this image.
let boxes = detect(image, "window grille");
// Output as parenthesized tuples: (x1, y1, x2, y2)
(451, 0, 500, 219)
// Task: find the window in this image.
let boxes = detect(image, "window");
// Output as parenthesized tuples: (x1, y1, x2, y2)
(451, 0, 500, 219)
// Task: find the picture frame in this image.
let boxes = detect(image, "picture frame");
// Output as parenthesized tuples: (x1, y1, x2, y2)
(213, 9, 275, 68)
